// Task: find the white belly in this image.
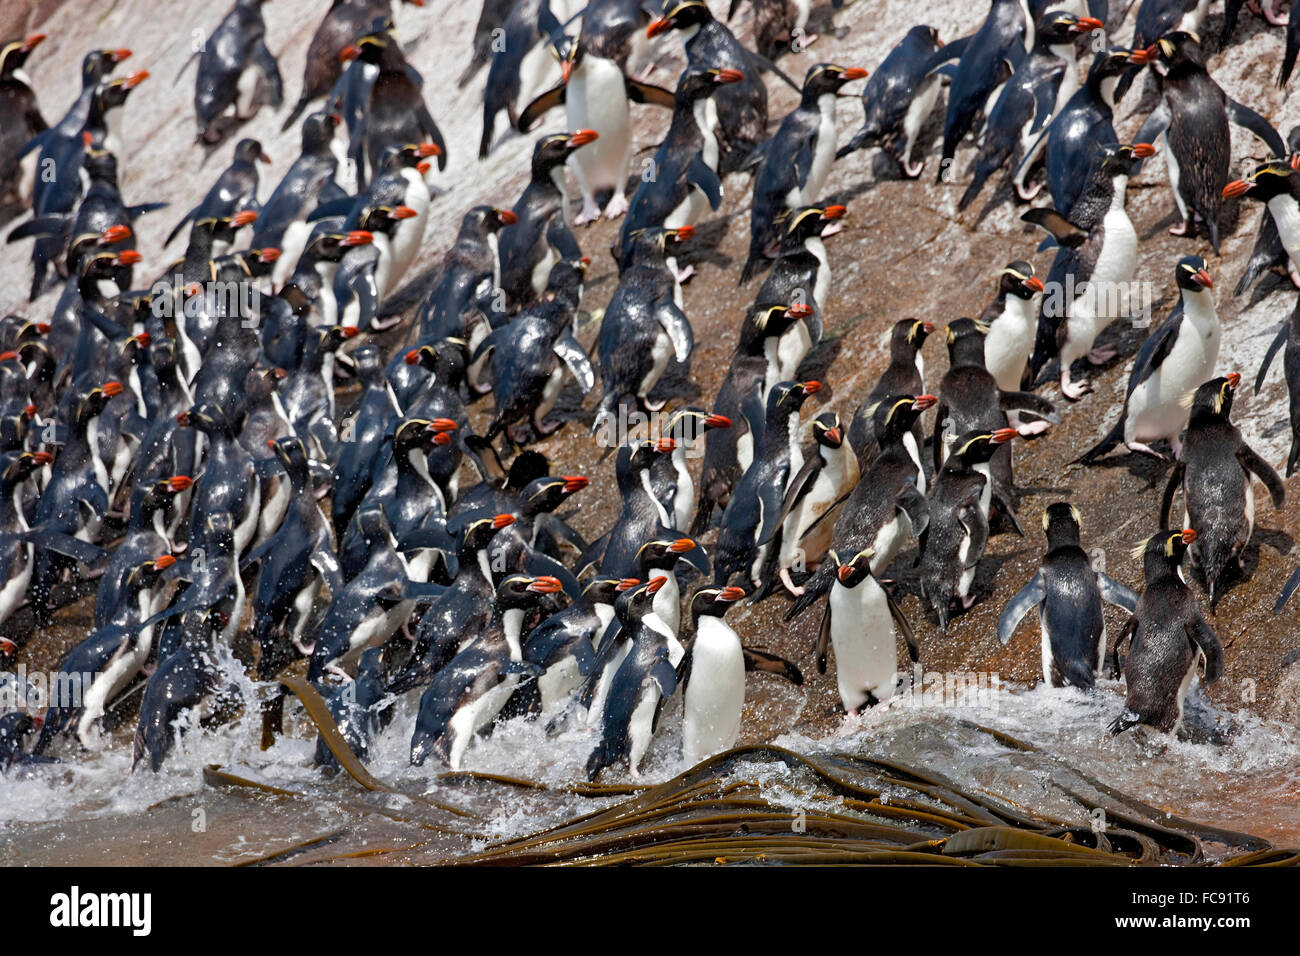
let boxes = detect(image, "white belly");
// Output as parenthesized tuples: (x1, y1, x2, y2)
(567, 59, 632, 194)
(828, 575, 898, 712)
(1268, 194, 1300, 274)
(984, 301, 1036, 393)
(1127, 320, 1219, 444)
(681, 617, 745, 765)
(640, 329, 673, 398)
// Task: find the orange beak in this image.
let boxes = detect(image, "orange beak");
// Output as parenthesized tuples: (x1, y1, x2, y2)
(719, 586, 746, 601)
(672, 225, 695, 241)
(1181, 528, 1197, 544)
(991, 427, 1018, 444)
(340, 44, 360, 63)
(647, 17, 674, 37)
(1193, 268, 1213, 288)
(656, 437, 676, 453)
(1222, 180, 1251, 199)
(341, 230, 373, 246)
(103, 381, 124, 397)
(840, 67, 868, 81)
(801, 381, 822, 395)
(716, 68, 744, 84)
(825, 426, 842, 445)
(155, 554, 177, 570)
(704, 413, 731, 429)
(669, 538, 696, 554)
(560, 60, 574, 84)
(821, 204, 847, 220)
(232, 210, 259, 228)
(258, 247, 281, 262)
(1024, 276, 1045, 293)
(416, 143, 441, 158)
(32, 451, 54, 465)
(113, 250, 142, 266)
(562, 475, 589, 493)
(787, 302, 814, 318)
(429, 418, 458, 431)
(123, 70, 149, 88)
(1225, 372, 1241, 390)
(497, 209, 518, 225)
(568, 129, 599, 148)
(528, 576, 565, 594)
(168, 475, 193, 491)
(492, 513, 516, 529)
(837, 564, 854, 583)
(1131, 142, 1156, 159)
(617, 577, 641, 591)
(101, 224, 132, 244)
(392, 206, 418, 220)
(646, 575, 667, 594)
(1074, 16, 1104, 30)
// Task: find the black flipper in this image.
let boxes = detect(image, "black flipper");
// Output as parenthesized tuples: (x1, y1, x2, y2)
(1097, 573, 1139, 613)
(516, 84, 566, 133)
(742, 647, 803, 685)
(997, 569, 1044, 646)
(1225, 98, 1286, 157)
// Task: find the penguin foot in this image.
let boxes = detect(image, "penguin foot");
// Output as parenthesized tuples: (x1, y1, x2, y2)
(901, 157, 925, 179)
(1016, 419, 1050, 437)
(293, 638, 316, 656)
(642, 394, 668, 412)
(1086, 344, 1117, 364)
(780, 567, 805, 597)
(1266, 2, 1289, 26)
(1169, 219, 1191, 237)
(961, 594, 976, 610)
(1060, 375, 1092, 400)
(574, 199, 602, 226)
(673, 264, 696, 284)
(1127, 441, 1168, 461)
(1289, 266, 1300, 289)
(603, 193, 629, 220)
(1015, 178, 1044, 201)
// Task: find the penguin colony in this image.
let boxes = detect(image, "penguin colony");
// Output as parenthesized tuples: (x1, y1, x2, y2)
(0, 0, 1297, 783)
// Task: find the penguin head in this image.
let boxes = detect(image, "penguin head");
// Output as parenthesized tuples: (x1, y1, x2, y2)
(647, 1, 711, 37)
(997, 261, 1043, 301)
(636, 537, 698, 571)
(178, 402, 241, 438)
(951, 428, 1016, 465)
(832, 547, 876, 588)
(0, 35, 45, 77)
(1035, 12, 1102, 46)
(1142, 31, 1203, 71)
(302, 110, 340, 152)
(1186, 373, 1239, 422)
(533, 130, 598, 175)
(463, 204, 517, 237)
(811, 412, 844, 449)
(676, 66, 745, 103)
(380, 141, 441, 174)
(149, 474, 193, 507)
(549, 34, 583, 84)
(614, 575, 667, 621)
(1224, 160, 1297, 202)
(233, 138, 271, 166)
(890, 317, 934, 354)
(1099, 142, 1157, 178)
(801, 63, 868, 99)
(779, 203, 847, 245)
(621, 436, 677, 476)
(355, 504, 394, 548)
(270, 435, 311, 480)
(740, 302, 806, 351)
(320, 324, 362, 353)
(0, 449, 50, 487)
(944, 317, 988, 365)
(77, 380, 125, 421)
(497, 574, 567, 610)
(1133, 527, 1196, 574)
(308, 230, 373, 264)
(82, 47, 131, 87)
(401, 337, 469, 383)
(1089, 47, 1138, 88)
(689, 584, 746, 620)
(868, 393, 935, 444)
(661, 406, 731, 448)
(521, 474, 588, 515)
(128, 553, 177, 589)
(583, 577, 633, 606)
(620, 225, 693, 271)
(1174, 256, 1213, 294)
(1042, 502, 1083, 549)
(456, 511, 516, 553)
(345, 20, 395, 65)
(202, 510, 236, 549)
(81, 143, 120, 184)
(93, 69, 149, 112)
(772, 380, 821, 413)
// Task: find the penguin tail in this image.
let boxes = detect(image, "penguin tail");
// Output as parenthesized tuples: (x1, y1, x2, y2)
(1107, 709, 1142, 736)
(1073, 416, 1126, 465)
(279, 96, 311, 134)
(784, 564, 831, 622)
(957, 166, 991, 212)
(478, 120, 494, 161)
(1060, 659, 1096, 692)
(738, 249, 761, 286)
(1287, 437, 1299, 479)
(585, 743, 609, 782)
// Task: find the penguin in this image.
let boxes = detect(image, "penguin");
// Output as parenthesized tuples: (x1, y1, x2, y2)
(460, 0, 516, 89)
(93, 473, 191, 628)
(382, 511, 514, 692)
(785, 394, 933, 616)
(330, 201, 417, 330)
(147, 510, 246, 660)
(478, 0, 572, 158)
(615, 66, 742, 249)
(497, 130, 597, 309)
(332, 344, 400, 536)
(1159, 375, 1285, 608)
(651, 406, 731, 533)
(35, 554, 176, 754)
(0, 450, 50, 636)
(847, 318, 933, 467)
(998, 502, 1139, 689)
(740, 63, 867, 285)
(594, 225, 694, 424)
(932, 0, 1035, 184)
(243, 437, 345, 680)
(1282, 0, 1300, 87)
(754, 203, 845, 329)
(180, 0, 283, 145)
(836, 25, 942, 178)
(1078, 256, 1219, 462)
(474, 259, 594, 445)
(1254, 291, 1300, 477)
(132, 606, 235, 772)
(523, 576, 627, 716)
(1134, 31, 1285, 253)
(585, 575, 678, 779)
(646, 0, 773, 175)
(314, 646, 391, 772)
(408, 574, 557, 769)
(959, 12, 1100, 209)
(164, 138, 269, 248)
(414, 205, 517, 351)
(1023, 142, 1151, 398)
(1109, 528, 1222, 736)
(339, 20, 446, 187)
(364, 142, 439, 300)
(250, 112, 344, 288)
(769, 411, 858, 598)
(932, 317, 1057, 516)
(919, 428, 1018, 631)
(280, 325, 362, 463)
(0, 712, 39, 772)
(307, 505, 449, 685)
(1122, 0, 1214, 101)
(979, 259, 1044, 397)
(1224, 159, 1300, 292)
(679, 584, 747, 765)
(724, 0, 843, 59)
(713, 380, 820, 589)
(0, 33, 48, 217)
(518, 5, 674, 224)
(180, 403, 261, 555)
(282, 0, 424, 132)
(690, 302, 806, 534)
(1011, 47, 1135, 220)
(817, 546, 918, 713)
